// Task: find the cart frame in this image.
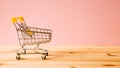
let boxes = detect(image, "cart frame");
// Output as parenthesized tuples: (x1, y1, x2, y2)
(11, 16, 52, 60)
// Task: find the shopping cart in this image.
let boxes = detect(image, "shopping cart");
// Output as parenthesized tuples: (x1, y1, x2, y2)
(11, 16, 52, 60)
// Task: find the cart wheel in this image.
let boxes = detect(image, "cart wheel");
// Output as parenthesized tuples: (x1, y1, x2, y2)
(16, 56, 21, 60)
(41, 55, 46, 60)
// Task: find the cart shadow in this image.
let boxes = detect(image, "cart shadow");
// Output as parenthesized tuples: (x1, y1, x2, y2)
(14, 51, 78, 61)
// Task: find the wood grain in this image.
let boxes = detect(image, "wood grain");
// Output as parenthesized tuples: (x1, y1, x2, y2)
(0, 45, 120, 68)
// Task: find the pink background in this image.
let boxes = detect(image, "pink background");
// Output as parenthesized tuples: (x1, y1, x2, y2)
(0, 0, 120, 45)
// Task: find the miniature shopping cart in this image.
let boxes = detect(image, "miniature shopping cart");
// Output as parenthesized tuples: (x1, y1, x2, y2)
(11, 16, 52, 60)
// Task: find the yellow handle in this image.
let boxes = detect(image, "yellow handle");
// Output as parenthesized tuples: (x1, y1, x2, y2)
(11, 16, 24, 23)
(19, 16, 24, 22)
(11, 17, 17, 23)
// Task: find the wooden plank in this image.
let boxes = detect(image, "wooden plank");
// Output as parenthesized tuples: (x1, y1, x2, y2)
(0, 45, 120, 68)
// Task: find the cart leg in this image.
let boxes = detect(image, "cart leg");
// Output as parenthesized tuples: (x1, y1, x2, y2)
(23, 49, 26, 54)
(41, 55, 46, 60)
(44, 50, 48, 56)
(16, 53, 21, 60)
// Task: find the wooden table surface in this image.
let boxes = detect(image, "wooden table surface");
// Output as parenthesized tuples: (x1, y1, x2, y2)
(0, 45, 120, 68)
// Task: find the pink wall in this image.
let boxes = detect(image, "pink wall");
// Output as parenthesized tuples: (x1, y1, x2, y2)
(0, 0, 120, 45)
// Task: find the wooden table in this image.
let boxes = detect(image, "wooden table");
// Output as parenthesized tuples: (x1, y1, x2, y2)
(0, 45, 120, 68)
